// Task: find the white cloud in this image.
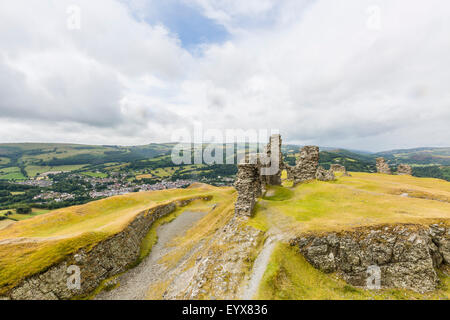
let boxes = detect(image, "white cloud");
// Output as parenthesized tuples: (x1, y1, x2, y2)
(0, 0, 449, 151)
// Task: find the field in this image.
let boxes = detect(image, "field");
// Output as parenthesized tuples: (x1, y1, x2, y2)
(0, 208, 51, 221)
(0, 167, 25, 180)
(25, 165, 86, 177)
(82, 171, 108, 178)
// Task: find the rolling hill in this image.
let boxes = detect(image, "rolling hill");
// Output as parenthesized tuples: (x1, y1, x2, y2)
(0, 172, 449, 300)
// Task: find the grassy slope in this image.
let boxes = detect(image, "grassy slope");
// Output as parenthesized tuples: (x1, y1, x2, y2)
(249, 172, 450, 234)
(0, 184, 228, 294)
(251, 172, 450, 300)
(0, 208, 51, 221)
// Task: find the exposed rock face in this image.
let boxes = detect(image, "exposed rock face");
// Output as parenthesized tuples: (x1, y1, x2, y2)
(397, 164, 413, 175)
(290, 223, 449, 293)
(316, 166, 335, 181)
(169, 217, 264, 300)
(376, 157, 392, 174)
(330, 164, 346, 173)
(287, 146, 320, 184)
(429, 224, 450, 265)
(3, 197, 211, 300)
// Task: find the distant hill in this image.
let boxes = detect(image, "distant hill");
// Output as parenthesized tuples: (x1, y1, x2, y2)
(0, 143, 449, 182)
(376, 147, 450, 165)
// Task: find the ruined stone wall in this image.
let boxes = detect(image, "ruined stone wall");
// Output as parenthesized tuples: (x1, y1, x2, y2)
(291, 223, 449, 292)
(3, 196, 211, 300)
(330, 164, 346, 173)
(234, 156, 262, 217)
(287, 146, 320, 184)
(234, 134, 284, 217)
(397, 164, 413, 175)
(316, 166, 335, 181)
(262, 134, 283, 186)
(376, 157, 392, 174)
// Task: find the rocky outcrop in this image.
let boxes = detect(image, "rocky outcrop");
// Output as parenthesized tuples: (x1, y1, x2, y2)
(290, 223, 449, 292)
(315, 166, 335, 181)
(376, 157, 392, 174)
(3, 196, 211, 300)
(287, 146, 320, 184)
(397, 164, 413, 175)
(169, 217, 265, 300)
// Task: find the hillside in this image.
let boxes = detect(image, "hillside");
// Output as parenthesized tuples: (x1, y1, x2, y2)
(377, 147, 450, 166)
(0, 172, 449, 300)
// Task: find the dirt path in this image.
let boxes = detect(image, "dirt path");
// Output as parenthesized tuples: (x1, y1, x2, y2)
(95, 210, 208, 300)
(241, 207, 299, 300)
(242, 236, 279, 300)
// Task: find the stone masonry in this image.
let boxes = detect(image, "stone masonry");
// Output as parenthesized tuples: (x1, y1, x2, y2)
(376, 157, 392, 174)
(234, 155, 263, 217)
(397, 164, 413, 175)
(234, 134, 283, 217)
(330, 164, 346, 173)
(287, 146, 320, 184)
(262, 134, 283, 186)
(316, 166, 335, 181)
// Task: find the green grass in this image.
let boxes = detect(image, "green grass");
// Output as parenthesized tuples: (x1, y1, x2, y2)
(82, 171, 108, 178)
(263, 186, 294, 201)
(250, 172, 450, 234)
(25, 165, 86, 177)
(256, 243, 450, 300)
(0, 167, 26, 180)
(0, 208, 51, 221)
(0, 157, 10, 165)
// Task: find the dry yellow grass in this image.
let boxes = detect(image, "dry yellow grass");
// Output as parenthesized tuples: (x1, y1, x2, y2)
(250, 172, 450, 234)
(0, 184, 225, 294)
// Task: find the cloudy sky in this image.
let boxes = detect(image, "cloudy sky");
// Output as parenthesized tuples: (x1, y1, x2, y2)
(0, 0, 449, 151)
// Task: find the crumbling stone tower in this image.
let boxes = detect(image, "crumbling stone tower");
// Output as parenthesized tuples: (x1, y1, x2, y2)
(287, 146, 320, 184)
(234, 134, 283, 217)
(376, 157, 392, 174)
(262, 134, 283, 186)
(397, 164, 412, 175)
(234, 156, 262, 217)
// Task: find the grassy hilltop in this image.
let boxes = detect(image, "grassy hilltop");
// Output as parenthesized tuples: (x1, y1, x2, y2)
(0, 184, 233, 294)
(0, 172, 449, 299)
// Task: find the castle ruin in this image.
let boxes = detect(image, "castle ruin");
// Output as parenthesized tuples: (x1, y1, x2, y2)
(286, 146, 320, 184)
(376, 157, 392, 174)
(234, 135, 339, 217)
(397, 164, 413, 175)
(330, 164, 346, 173)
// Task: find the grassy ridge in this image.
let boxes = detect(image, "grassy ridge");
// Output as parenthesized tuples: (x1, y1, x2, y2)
(249, 172, 450, 234)
(0, 184, 225, 294)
